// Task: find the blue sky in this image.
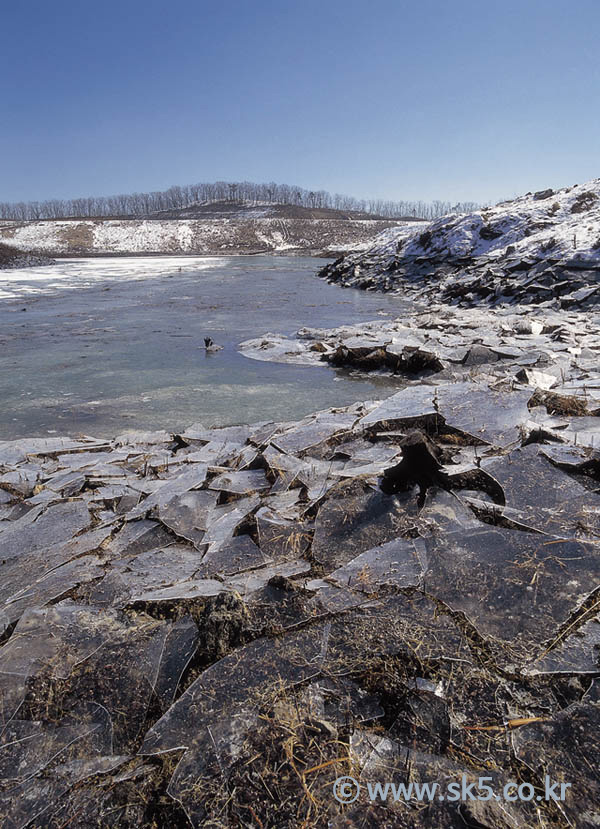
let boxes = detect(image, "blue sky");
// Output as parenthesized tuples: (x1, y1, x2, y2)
(1, 0, 599, 205)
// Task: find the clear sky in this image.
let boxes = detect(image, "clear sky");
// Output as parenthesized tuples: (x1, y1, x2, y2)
(1, 0, 599, 206)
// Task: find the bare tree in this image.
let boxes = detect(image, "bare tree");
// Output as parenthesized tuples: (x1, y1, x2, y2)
(0, 180, 480, 222)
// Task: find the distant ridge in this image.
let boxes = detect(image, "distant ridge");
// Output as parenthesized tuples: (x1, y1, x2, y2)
(0, 180, 478, 223)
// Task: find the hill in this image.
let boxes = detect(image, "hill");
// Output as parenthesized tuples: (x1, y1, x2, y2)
(0, 211, 416, 258)
(139, 199, 421, 222)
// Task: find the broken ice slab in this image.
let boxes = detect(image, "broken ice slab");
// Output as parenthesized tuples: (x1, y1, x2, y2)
(0, 468, 40, 498)
(323, 593, 472, 673)
(262, 444, 305, 489)
(0, 709, 112, 797)
(335, 334, 392, 352)
(103, 518, 174, 556)
(0, 603, 180, 752)
(180, 423, 252, 445)
(539, 443, 599, 469)
(510, 318, 545, 336)
(238, 332, 327, 365)
(1, 540, 110, 625)
(0, 437, 110, 466)
(0, 499, 92, 564)
(81, 463, 140, 481)
(225, 559, 311, 596)
(86, 543, 205, 607)
(261, 444, 342, 500)
(4, 756, 165, 829)
(208, 468, 269, 495)
(261, 677, 382, 748)
(434, 382, 532, 447)
(52, 449, 131, 471)
(564, 284, 600, 303)
(242, 576, 318, 633)
(524, 615, 600, 676)
(182, 439, 244, 465)
(129, 578, 229, 603)
(202, 494, 260, 553)
(85, 482, 141, 510)
(248, 419, 293, 446)
(259, 488, 304, 519)
(0, 527, 111, 615)
(422, 525, 600, 661)
(145, 629, 325, 730)
(389, 682, 452, 757)
(486, 343, 532, 359)
(306, 579, 377, 614)
(140, 626, 329, 824)
(385, 333, 430, 357)
(297, 458, 345, 503)
(114, 429, 173, 446)
(359, 386, 438, 430)
(461, 344, 500, 365)
(515, 367, 559, 390)
(271, 411, 358, 455)
(41, 468, 87, 497)
(331, 439, 401, 465)
(156, 489, 217, 549)
(200, 534, 270, 576)
(312, 478, 420, 572)
(513, 703, 600, 828)
(482, 443, 600, 536)
(381, 744, 538, 827)
(417, 487, 483, 532)
(334, 458, 404, 480)
(559, 415, 600, 448)
(328, 537, 425, 591)
(330, 440, 404, 478)
(0, 753, 130, 829)
(255, 505, 312, 559)
(313, 676, 385, 726)
(125, 463, 208, 519)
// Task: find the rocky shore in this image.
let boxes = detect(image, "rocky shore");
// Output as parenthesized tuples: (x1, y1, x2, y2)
(3, 296, 600, 825)
(239, 303, 600, 403)
(3, 178, 600, 827)
(0, 242, 54, 270)
(319, 179, 600, 308)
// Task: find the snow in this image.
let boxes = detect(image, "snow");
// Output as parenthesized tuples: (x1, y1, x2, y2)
(344, 178, 600, 266)
(0, 217, 404, 256)
(0, 256, 224, 300)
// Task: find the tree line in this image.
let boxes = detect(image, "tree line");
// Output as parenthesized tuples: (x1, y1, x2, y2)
(0, 180, 480, 222)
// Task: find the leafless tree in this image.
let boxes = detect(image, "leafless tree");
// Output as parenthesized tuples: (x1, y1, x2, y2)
(0, 180, 480, 222)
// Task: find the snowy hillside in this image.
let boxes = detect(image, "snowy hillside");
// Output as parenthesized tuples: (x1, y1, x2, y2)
(320, 178, 600, 307)
(0, 216, 406, 257)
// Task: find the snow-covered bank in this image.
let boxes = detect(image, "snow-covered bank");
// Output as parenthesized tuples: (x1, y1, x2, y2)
(320, 177, 600, 307)
(0, 216, 407, 257)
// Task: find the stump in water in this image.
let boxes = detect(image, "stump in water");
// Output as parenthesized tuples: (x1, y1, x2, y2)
(380, 430, 450, 503)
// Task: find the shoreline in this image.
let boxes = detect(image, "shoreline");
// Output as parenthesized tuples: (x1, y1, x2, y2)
(2, 293, 600, 825)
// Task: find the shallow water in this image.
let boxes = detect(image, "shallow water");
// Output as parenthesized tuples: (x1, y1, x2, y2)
(0, 255, 413, 439)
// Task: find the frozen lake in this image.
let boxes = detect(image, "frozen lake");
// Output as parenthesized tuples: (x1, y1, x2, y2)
(0, 255, 413, 439)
